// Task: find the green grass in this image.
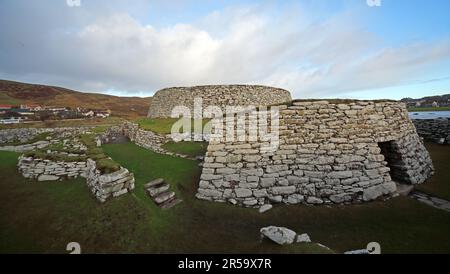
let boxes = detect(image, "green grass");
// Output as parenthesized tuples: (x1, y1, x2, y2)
(1, 142, 450, 253)
(416, 142, 450, 200)
(136, 118, 210, 134)
(408, 106, 450, 112)
(162, 141, 208, 157)
(79, 134, 120, 174)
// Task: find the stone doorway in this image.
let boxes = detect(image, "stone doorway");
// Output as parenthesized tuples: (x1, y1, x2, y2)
(378, 141, 409, 184)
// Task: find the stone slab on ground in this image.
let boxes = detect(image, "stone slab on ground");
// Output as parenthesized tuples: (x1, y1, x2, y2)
(260, 226, 296, 245)
(410, 191, 450, 213)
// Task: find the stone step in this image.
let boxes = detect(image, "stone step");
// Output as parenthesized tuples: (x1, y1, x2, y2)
(153, 191, 175, 204)
(144, 178, 165, 189)
(159, 198, 183, 209)
(147, 183, 170, 197)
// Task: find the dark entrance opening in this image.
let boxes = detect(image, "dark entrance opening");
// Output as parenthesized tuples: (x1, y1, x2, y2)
(377, 141, 408, 183)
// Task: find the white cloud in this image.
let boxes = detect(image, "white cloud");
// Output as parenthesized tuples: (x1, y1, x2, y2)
(0, 1, 449, 98)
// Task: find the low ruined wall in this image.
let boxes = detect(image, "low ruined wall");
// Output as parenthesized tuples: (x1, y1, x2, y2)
(18, 156, 88, 180)
(148, 85, 292, 118)
(120, 122, 168, 154)
(85, 159, 135, 202)
(197, 100, 434, 207)
(17, 156, 135, 202)
(412, 118, 450, 144)
(0, 128, 48, 144)
(0, 140, 54, 152)
(0, 127, 93, 144)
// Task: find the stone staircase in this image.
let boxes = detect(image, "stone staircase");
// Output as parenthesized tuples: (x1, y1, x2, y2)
(144, 178, 182, 209)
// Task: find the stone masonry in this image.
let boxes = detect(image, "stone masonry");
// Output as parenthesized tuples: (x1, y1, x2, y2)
(412, 118, 450, 144)
(18, 156, 88, 180)
(148, 85, 292, 118)
(196, 100, 434, 207)
(86, 159, 135, 202)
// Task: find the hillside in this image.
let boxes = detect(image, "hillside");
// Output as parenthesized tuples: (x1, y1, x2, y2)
(0, 80, 151, 119)
(401, 94, 450, 107)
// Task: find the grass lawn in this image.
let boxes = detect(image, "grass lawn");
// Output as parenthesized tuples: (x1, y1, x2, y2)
(136, 118, 210, 135)
(416, 142, 450, 200)
(408, 106, 450, 112)
(1, 142, 450, 254)
(162, 141, 208, 157)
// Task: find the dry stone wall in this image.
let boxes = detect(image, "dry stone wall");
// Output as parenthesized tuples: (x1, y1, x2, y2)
(0, 127, 93, 144)
(197, 100, 434, 207)
(86, 159, 135, 202)
(16, 156, 134, 203)
(412, 118, 450, 144)
(0, 140, 55, 152)
(114, 122, 204, 159)
(120, 122, 168, 154)
(18, 156, 88, 181)
(148, 85, 292, 118)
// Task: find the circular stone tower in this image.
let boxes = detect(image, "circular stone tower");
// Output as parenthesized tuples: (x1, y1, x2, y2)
(147, 85, 292, 118)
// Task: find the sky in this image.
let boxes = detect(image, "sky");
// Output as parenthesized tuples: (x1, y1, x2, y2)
(0, 0, 449, 99)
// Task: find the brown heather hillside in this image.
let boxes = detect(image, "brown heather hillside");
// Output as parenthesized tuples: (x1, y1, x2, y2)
(0, 80, 151, 119)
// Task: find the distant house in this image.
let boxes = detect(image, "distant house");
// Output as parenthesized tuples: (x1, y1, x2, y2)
(432, 101, 439, 108)
(94, 110, 111, 118)
(0, 104, 13, 110)
(82, 110, 95, 117)
(81, 109, 111, 118)
(45, 106, 67, 112)
(20, 104, 42, 111)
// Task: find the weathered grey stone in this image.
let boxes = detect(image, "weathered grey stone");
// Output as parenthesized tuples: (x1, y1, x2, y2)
(306, 197, 324, 205)
(328, 171, 353, 179)
(271, 186, 296, 195)
(258, 204, 273, 213)
(363, 182, 397, 201)
(198, 188, 222, 198)
(296, 233, 311, 243)
(260, 177, 276, 187)
(38, 174, 60, 181)
(235, 188, 253, 198)
(260, 226, 296, 245)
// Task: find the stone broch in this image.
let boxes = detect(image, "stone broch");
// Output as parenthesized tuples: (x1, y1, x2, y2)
(195, 99, 434, 207)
